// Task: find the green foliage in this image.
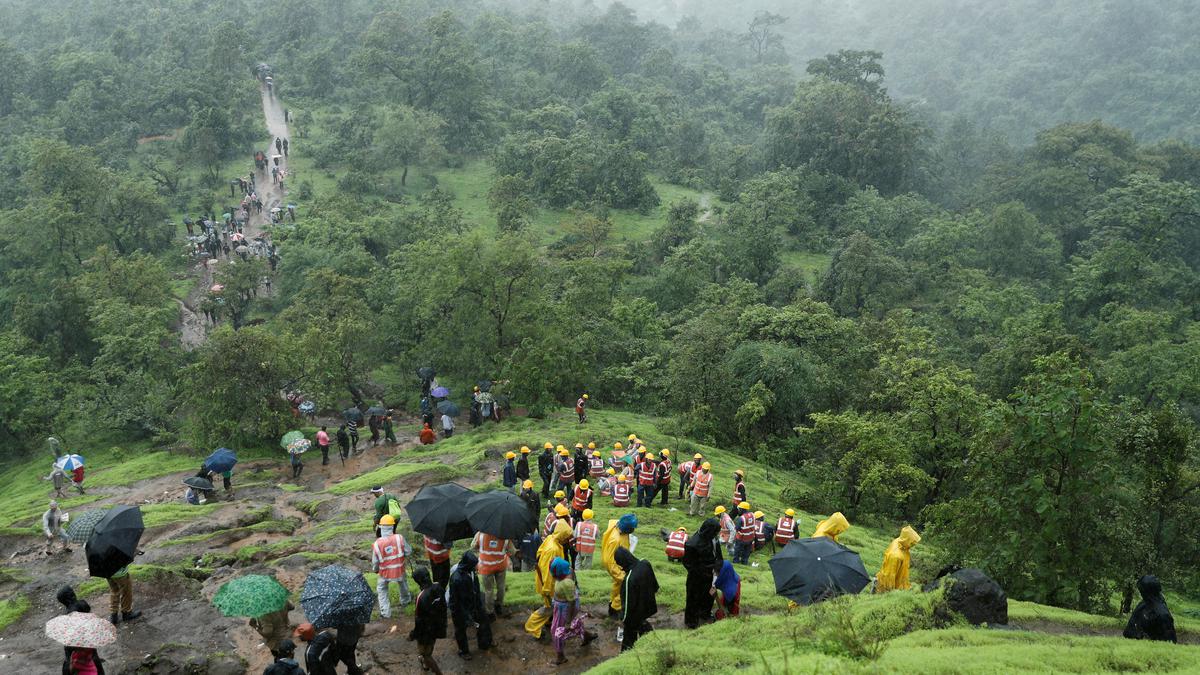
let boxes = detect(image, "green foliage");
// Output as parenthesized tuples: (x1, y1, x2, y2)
(0, 595, 30, 633)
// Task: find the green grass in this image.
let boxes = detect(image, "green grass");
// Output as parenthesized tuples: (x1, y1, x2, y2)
(0, 595, 30, 633)
(1009, 599, 1200, 635)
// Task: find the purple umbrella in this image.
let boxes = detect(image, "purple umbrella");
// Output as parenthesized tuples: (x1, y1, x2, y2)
(430, 386, 450, 398)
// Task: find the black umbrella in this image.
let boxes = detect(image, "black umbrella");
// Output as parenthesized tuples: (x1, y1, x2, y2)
(476, 380, 493, 393)
(365, 406, 387, 416)
(436, 400, 460, 417)
(405, 482, 475, 542)
(417, 367, 436, 381)
(183, 476, 214, 490)
(300, 565, 375, 628)
(769, 537, 870, 606)
(342, 407, 363, 422)
(465, 490, 536, 540)
(85, 506, 144, 578)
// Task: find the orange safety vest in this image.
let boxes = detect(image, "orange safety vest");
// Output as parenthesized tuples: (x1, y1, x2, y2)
(373, 534, 408, 580)
(719, 513, 735, 543)
(732, 481, 746, 506)
(637, 461, 656, 486)
(588, 457, 605, 477)
(613, 482, 631, 506)
(599, 478, 613, 496)
(775, 516, 796, 545)
(678, 460, 694, 477)
(572, 486, 592, 512)
(665, 530, 687, 559)
(424, 535, 450, 563)
(558, 457, 575, 482)
(735, 512, 756, 542)
(754, 520, 767, 542)
(658, 459, 672, 484)
(692, 471, 713, 497)
(543, 512, 558, 537)
(474, 532, 508, 575)
(574, 521, 598, 554)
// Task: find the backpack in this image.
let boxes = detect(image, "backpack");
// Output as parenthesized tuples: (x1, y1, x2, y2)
(387, 497, 403, 518)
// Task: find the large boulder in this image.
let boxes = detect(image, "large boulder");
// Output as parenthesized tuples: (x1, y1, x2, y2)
(926, 567, 1008, 626)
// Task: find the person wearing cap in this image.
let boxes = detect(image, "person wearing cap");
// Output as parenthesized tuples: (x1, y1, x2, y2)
(775, 509, 798, 547)
(409, 567, 447, 675)
(587, 449, 605, 479)
(555, 446, 576, 493)
(525, 519, 573, 639)
(261, 638, 304, 675)
(448, 550, 493, 660)
(596, 467, 615, 496)
(502, 451, 518, 491)
(42, 500, 70, 555)
(573, 443, 589, 485)
(519, 479, 541, 526)
(296, 623, 336, 675)
(636, 451, 658, 508)
(716, 505, 737, 557)
(425, 534, 452, 588)
(471, 528, 516, 618)
(664, 526, 688, 561)
(372, 514, 413, 619)
(571, 479, 593, 522)
(733, 502, 756, 564)
(656, 449, 672, 506)
(677, 452, 699, 500)
(538, 443, 554, 497)
(610, 441, 626, 471)
(544, 501, 565, 537)
(575, 393, 589, 424)
(752, 511, 775, 552)
(612, 473, 631, 507)
(688, 462, 714, 516)
(516, 446, 531, 483)
(731, 469, 748, 509)
(574, 509, 599, 570)
(601, 513, 639, 616)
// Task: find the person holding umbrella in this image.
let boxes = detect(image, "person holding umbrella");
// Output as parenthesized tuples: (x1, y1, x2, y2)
(448, 551, 493, 660)
(213, 575, 294, 658)
(104, 566, 141, 625)
(299, 565, 374, 674)
(409, 567, 447, 675)
(295, 623, 336, 675)
(440, 409, 454, 438)
(261, 639, 303, 675)
(45, 610, 116, 675)
(336, 425, 350, 461)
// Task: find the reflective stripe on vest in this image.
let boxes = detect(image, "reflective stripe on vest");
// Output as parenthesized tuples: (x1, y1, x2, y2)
(588, 457, 605, 477)
(693, 472, 713, 497)
(658, 459, 672, 483)
(544, 512, 557, 537)
(572, 487, 592, 512)
(736, 513, 756, 542)
(665, 531, 687, 558)
(775, 517, 796, 545)
(475, 532, 508, 575)
(374, 534, 407, 579)
(754, 520, 767, 541)
(638, 462, 656, 485)
(559, 459, 574, 482)
(574, 521, 598, 554)
(613, 483, 630, 506)
(719, 514, 734, 542)
(678, 460, 693, 476)
(732, 482, 745, 505)
(424, 535, 450, 563)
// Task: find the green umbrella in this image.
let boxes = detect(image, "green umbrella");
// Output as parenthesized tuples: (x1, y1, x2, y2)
(213, 575, 290, 618)
(280, 430, 305, 449)
(66, 508, 110, 544)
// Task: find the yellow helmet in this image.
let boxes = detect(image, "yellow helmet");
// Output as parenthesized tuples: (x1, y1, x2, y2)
(575, 443, 584, 449)
(676, 526, 688, 532)
(606, 468, 615, 475)
(557, 445, 566, 452)
(693, 453, 703, 460)
(587, 442, 596, 449)
(379, 514, 396, 526)
(520, 446, 531, 454)
(592, 450, 601, 457)
(582, 508, 594, 520)
(734, 469, 745, 478)
(628, 434, 637, 441)
(753, 511, 764, 519)
(554, 504, 569, 517)
(701, 462, 711, 470)
(544, 442, 554, 449)
(579, 479, 589, 490)
(559, 448, 569, 456)
(523, 479, 534, 489)
(505, 451, 516, 460)
(785, 508, 796, 517)
(614, 442, 623, 450)
(739, 501, 751, 511)
(714, 505, 726, 515)
(554, 490, 565, 499)
(645, 452, 657, 460)
(617, 474, 627, 482)
(660, 449, 670, 456)
(582, 394, 589, 400)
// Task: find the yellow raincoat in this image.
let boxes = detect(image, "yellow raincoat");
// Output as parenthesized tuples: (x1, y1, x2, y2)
(524, 520, 572, 638)
(812, 512, 850, 543)
(875, 526, 921, 592)
(600, 519, 631, 611)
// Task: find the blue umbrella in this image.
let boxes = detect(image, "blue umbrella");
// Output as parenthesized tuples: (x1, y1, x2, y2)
(204, 448, 238, 474)
(55, 455, 85, 471)
(430, 386, 450, 398)
(301, 565, 375, 628)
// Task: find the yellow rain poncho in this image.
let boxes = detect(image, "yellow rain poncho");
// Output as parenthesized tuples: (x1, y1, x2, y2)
(601, 519, 631, 611)
(875, 526, 921, 592)
(524, 519, 572, 638)
(812, 511, 850, 543)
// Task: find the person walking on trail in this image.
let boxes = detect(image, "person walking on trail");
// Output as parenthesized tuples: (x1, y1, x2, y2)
(524, 519, 573, 639)
(550, 556, 597, 665)
(296, 623, 336, 675)
(334, 623, 366, 675)
(1124, 575, 1177, 643)
(471, 530, 516, 618)
(419, 423, 436, 445)
(731, 469, 747, 509)
(573, 509, 599, 570)
(425, 535, 452, 588)
(336, 425, 350, 461)
(875, 526, 921, 593)
(502, 452, 518, 491)
(70, 465, 86, 494)
(105, 565, 141, 625)
(688, 462, 714, 516)
(682, 517, 722, 628)
(409, 567, 447, 674)
(812, 512, 851, 543)
(732, 502, 755, 565)
(45, 466, 68, 498)
(275, 138, 283, 155)
(347, 419, 359, 453)
(441, 411, 454, 438)
(370, 486, 402, 536)
(775, 509, 798, 548)
(448, 550, 493, 660)
(636, 451, 657, 507)
(282, 139, 289, 157)
(656, 449, 672, 506)
(575, 393, 588, 424)
(537, 443, 554, 497)
(615, 547, 658, 650)
(251, 601, 296, 659)
(712, 560, 741, 620)
(42, 500, 71, 555)
(316, 426, 330, 465)
(262, 639, 303, 675)
(516, 446, 531, 483)
(289, 444, 304, 480)
(368, 415, 381, 447)
(601, 514, 638, 617)
(383, 414, 397, 444)
(373, 515, 413, 618)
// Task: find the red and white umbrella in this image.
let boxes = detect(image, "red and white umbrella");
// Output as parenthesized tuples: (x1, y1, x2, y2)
(230, 233, 245, 242)
(45, 612, 117, 648)
(210, 284, 225, 292)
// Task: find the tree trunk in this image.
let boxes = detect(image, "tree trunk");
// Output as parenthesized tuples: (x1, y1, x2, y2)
(401, 165, 408, 186)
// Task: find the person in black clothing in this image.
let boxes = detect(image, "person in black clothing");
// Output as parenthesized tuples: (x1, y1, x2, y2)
(516, 448, 531, 484)
(573, 446, 588, 485)
(336, 425, 350, 461)
(57, 586, 105, 675)
(296, 623, 336, 675)
(537, 446, 554, 498)
(409, 567, 446, 675)
(262, 639, 305, 675)
(282, 139, 289, 156)
(1124, 575, 1177, 643)
(615, 547, 658, 651)
(334, 623, 366, 675)
(448, 551, 493, 660)
(347, 420, 360, 454)
(681, 518, 722, 629)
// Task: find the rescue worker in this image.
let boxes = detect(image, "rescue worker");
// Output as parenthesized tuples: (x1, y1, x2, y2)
(538, 443, 554, 497)
(574, 509, 599, 570)
(556, 447, 576, 493)
(596, 467, 616, 496)
(731, 469, 748, 508)
(575, 393, 588, 423)
(502, 451, 518, 491)
(775, 509, 798, 547)
(753, 511, 775, 552)
(677, 453, 699, 499)
(612, 474, 631, 507)
(656, 449, 672, 506)
(425, 535, 452, 587)
(732, 502, 756, 565)
(664, 526, 688, 562)
(471, 528, 516, 617)
(688, 462, 714, 516)
(573, 443, 588, 484)
(610, 442, 626, 471)
(524, 519, 573, 639)
(812, 512, 851, 543)
(636, 451, 657, 507)
(372, 514, 413, 618)
(875, 526, 921, 592)
(717, 505, 737, 557)
(516, 446, 531, 484)
(615, 547, 658, 651)
(519, 480, 541, 524)
(571, 479, 593, 521)
(588, 450, 606, 479)
(544, 503, 563, 538)
(448, 551, 493, 660)
(554, 490, 569, 511)
(601, 513, 638, 617)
